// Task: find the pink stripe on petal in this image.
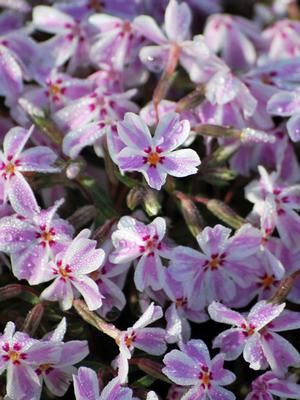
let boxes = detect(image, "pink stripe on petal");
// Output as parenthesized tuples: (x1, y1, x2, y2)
(18, 146, 58, 172)
(72, 276, 103, 311)
(7, 173, 40, 218)
(163, 149, 200, 177)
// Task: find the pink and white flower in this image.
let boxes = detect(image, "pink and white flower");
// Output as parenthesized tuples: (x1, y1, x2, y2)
(115, 112, 200, 190)
(40, 229, 105, 310)
(0, 322, 61, 400)
(163, 339, 236, 400)
(110, 216, 171, 291)
(0, 126, 59, 209)
(208, 300, 300, 374)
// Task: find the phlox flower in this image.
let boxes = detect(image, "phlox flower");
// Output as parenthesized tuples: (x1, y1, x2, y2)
(73, 367, 133, 400)
(208, 301, 300, 374)
(0, 126, 59, 209)
(204, 13, 266, 70)
(0, 322, 61, 400)
(263, 19, 300, 61)
(164, 269, 208, 344)
(163, 339, 236, 400)
(245, 165, 300, 250)
(92, 239, 130, 319)
(35, 317, 89, 399)
(89, 12, 145, 72)
(40, 229, 105, 311)
(115, 302, 166, 382)
(0, 27, 37, 99)
(110, 216, 171, 291)
(57, 87, 138, 159)
(32, 5, 91, 73)
(115, 112, 200, 190)
(0, 198, 73, 284)
(135, 0, 209, 74)
(246, 371, 300, 400)
(169, 223, 261, 309)
(267, 88, 300, 142)
(20, 69, 93, 114)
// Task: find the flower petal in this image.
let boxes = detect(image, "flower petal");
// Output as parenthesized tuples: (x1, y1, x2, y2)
(208, 301, 246, 326)
(163, 149, 200, 177)
(247, 301, 285, 330)
(73, 367, 100, 400)
(117, 112, 152, 151)
(165, 0, 191, 42)
(163, 349, 200, 386)
(153, 113, 190, 152)
(72, 276, 103, 311)
(7, 172, 40, 217)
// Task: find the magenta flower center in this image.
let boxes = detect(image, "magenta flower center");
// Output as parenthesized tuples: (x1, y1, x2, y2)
(199, 366, 212, 388)
(176, 297, 188, 308)
(139, 233, 162, 256)
(258, 274, 277, 289)
(87, 0, 105, 12)
(36, 363, 54, 375)
(204, 253, 226, 271)
(2, 342, 27, 365)
(35, 224, 56, 247)
(53, 260, 73, 281)
(0, 156, 21, 179)
(241, 323, 256, 336)
(143, 146, 165, 168)
(124, 331, 136, 349)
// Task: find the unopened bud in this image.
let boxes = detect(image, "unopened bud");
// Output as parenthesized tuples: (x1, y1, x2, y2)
(22, 303, 44, 336)
(127, 187, 161, 216)
(207, 199, 245, 229)
(174, 191, 204, 236)
(133, 358, 171, 383)
(176, 85, 205, 112)
(68, 205, 98, 230)
(66, 162, 81, 179)
(0, 284, 23, 301)
(240, 127, 276, 144)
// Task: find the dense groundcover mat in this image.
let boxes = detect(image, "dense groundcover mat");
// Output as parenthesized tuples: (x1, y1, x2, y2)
(1, 0, 300, 399)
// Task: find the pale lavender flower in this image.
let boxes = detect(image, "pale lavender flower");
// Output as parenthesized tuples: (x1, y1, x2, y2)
(92, 239, 129, 319)
(164, 269, 208, 344)
(208, 301, 300, 374)
(89, 13, 145, 72)
(73, 367, 133, 400)
(40, 229, 105, 311)
(0, 198, 73, 284)
(0, 321, 61, 400)
(263, 20, 300, 61)
(35, 317, 89, 398)
(245, 165, 300, 250)
(32, 6, 91, 73)
(204, 14, 266, 70)
(110, 216, 171, 291)
(57, 88, 138, 159)
(246, 371, 300, 400)
(169, 224, 261, 309)
(115, 112, 200, 190)
(115, 302, 166, 382)
(135, 0, 209, 74)
(0, 29, 37, 99)
(20, 69, 93, 113)
(0, 126, 59, 209)
(163, 339, 236, 400)
(267, 88, 300, 142)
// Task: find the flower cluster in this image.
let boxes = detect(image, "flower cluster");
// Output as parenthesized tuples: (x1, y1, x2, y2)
(0, 0, 300, 399)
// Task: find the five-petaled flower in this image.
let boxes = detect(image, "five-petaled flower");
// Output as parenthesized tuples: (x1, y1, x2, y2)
(40, 229, 105, 310)
(163, 339, 236, 400)
(115, 112, 201, 190)
(208, 300, 300, 374)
